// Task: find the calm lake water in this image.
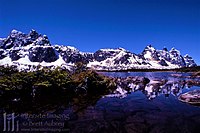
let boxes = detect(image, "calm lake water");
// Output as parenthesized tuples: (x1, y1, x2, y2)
(1, 72, 200, 133)
(101, 71, 191, 80)
(67, 72, 200, 133)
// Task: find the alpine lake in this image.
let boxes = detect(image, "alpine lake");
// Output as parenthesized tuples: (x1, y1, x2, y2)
(1, 71, 200, 133)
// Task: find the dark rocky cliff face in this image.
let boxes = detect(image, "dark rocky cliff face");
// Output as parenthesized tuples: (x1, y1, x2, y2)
(184, 54, 197, 67)
(9, 49, 22, 61)
(94, 49, 118, 62)
(0, 49, 6, 60)
(29, 46, 59, 62)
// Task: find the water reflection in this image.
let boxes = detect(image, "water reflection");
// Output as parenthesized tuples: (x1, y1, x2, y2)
(101, 71, 191, 80)
(143, 81, 185, 99)
(104, 72, 200, 99)
(68, 72, 200, 133)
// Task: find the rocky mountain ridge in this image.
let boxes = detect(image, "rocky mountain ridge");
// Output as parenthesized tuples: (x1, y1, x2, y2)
(0, 29, 197, 71)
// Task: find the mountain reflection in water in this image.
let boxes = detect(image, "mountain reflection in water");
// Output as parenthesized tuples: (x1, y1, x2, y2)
(102, 72, 200, 99)
(66, 72, 200, 133)
(1, 72, 200, 133)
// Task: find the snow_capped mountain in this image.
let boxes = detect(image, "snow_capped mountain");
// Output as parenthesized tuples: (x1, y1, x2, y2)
(0, 29, 197, 71)
(184, 54, 197, 67)
(139, 45, 193, 68)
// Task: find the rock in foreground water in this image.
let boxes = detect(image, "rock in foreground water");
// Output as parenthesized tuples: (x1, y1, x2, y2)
(179, 90, 200, 105)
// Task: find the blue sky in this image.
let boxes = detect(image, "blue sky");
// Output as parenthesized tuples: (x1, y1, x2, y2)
(0, 0, 200, 64)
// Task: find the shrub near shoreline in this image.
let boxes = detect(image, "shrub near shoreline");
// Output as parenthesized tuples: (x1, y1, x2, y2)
(0, 64, 116, 113)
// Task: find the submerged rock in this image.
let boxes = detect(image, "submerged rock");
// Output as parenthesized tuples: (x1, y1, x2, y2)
(179, 90, 200, 105)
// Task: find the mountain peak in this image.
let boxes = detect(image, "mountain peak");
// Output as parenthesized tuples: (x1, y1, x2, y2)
(170, 47, 178, 51)
(169, 47, 181, 55)
(11, 29, 22, 34)
(10, 29, 24, 39)
(163, 47, 168, 51)
(30, 29, 36, 32)
(144, 45, 156, 51)
(29, 29, 38, 35)
(184, 54, 196, 67)
(117, 47, 127, 51)
(184, 54, 190, 58)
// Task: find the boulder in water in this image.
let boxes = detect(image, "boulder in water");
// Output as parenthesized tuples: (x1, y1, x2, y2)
(179, 90, 200, 105)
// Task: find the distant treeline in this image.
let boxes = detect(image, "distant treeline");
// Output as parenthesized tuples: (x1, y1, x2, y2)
(174, 66, 200, 72)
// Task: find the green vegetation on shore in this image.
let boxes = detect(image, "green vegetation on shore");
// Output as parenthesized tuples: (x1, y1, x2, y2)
(0, 63, 116, 113)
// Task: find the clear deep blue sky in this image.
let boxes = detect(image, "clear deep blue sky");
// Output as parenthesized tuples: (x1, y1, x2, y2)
(0, 0, 200, 64)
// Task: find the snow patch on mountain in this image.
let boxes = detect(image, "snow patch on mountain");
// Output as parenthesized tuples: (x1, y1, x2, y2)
(0, 29, 197, 71)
